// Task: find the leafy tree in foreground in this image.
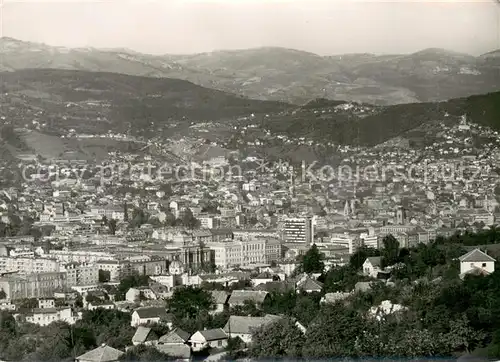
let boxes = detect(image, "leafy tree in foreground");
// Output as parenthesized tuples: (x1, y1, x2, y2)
(249, 317, 304, 358)
(167, 286, 214, 319)
(119, 345, 174, 361)
(301, 244, 324, 274)
(381, 234, 400, 267)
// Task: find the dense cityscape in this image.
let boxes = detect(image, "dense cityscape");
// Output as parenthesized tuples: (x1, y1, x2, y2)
(1, 1, 500, 360)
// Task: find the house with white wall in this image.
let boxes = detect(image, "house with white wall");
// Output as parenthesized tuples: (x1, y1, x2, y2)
(188, 328, 228, 351)
(362, 257, 382, 278)
(459, 248, 496, 277)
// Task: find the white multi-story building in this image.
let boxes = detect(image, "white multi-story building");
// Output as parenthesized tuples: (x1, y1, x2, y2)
(49, 249, 115, 263)
(90, 206, 125, 221)
(0, 256, 61, 274)
(96, 260, 124, 282)
(282, 217, 314, 243)
(360, 232, 379, 249)
(209, 239, 281, 269)
(329, 232, 360, 254)
(64, 262, 99, 286)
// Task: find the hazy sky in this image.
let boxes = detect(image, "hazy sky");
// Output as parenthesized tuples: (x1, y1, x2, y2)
(1, 0, 499, 56)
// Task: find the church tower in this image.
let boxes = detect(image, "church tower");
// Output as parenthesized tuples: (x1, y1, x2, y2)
(395, 206, 406, 225)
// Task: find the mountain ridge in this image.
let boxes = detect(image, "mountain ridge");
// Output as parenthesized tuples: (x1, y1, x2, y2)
(1, 37, 499, 106)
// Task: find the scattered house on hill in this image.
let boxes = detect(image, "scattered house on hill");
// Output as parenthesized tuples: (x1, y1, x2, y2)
(228, 290, 269, 308)
(132, 326, 159, 346)
(210, 290, 229, 315)
(321, 292, 351, 304)
(295, 275, 323, 293)
(87, 301, 115, 311)
(20, 307, 77, 326)
(369, 300, 407, 321)
(459, 248, 496, 278)
(126, 287, 157, 302)
(158, 328, 191, 345)
(363, 257, 382, 278)
(76, 344, 124, 362)
(188, 328, 228, 351)
(223, 314, 282, 344)
(251, 272, 275, 286)
(131, 307, 170, 327)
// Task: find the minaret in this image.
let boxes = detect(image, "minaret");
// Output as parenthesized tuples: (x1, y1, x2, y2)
(289, 167, 295, 197)
(344, 200, 351, 217)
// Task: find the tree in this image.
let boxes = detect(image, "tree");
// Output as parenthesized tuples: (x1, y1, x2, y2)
(350, 246, 380, 270)
(303, 304, 365, 357)
(167, 286, 214, 319)
(98, 269, 111, 283)
(0, 290, 6, 300)
(230, 300, 262, 317)
(130, 209, 148, 228)
(181, 208, 199, 229)
(445, 314, 486, 354)
(115, 275, 150, 301)
(108, 219, 117, 235)
(249, 318, 304, 358)
(301, 244, 324, 274)
(381, 234, 400, 267)
(123, 203, 129, 222)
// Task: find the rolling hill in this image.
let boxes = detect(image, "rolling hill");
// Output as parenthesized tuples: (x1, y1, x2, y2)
(0, 68, 289, 137)
(259, 91, 500, 147)
(1, 37, 499, 106)
(1, 68, 500, 153)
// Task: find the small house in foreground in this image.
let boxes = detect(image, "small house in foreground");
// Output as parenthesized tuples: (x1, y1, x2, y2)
(188, 328, 228, 351)
(76, 344, 124, 362)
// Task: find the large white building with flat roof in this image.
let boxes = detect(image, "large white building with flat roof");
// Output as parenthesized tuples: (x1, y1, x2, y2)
(282, 217, 314, 243)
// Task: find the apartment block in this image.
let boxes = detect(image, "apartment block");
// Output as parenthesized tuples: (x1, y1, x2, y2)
(209, 239, 282, 269)
(0, 256, 61, 274)
(282, 217, 314, 243)
(64, 262, 99, 286)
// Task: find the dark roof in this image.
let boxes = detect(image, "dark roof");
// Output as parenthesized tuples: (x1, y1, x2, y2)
(210, 229, 233, 236)
(132, 326, 158, 344)
(254, 281, 295, 293)
(297, 277, 323, 292)
(159, 328, 191, 344)
(459, 248, 496, 263)
(210, 291, 229, 305)
(133, 307, 168, 319)
(196, 328, 228, 342)
(228, 290, 269, 305)
(365, 256, 382, 267)
(76, 344, 124, 362)
(223, 315, 281, 334)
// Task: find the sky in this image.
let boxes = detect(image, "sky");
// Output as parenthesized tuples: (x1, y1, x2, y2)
(1, 0, 499, 56)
